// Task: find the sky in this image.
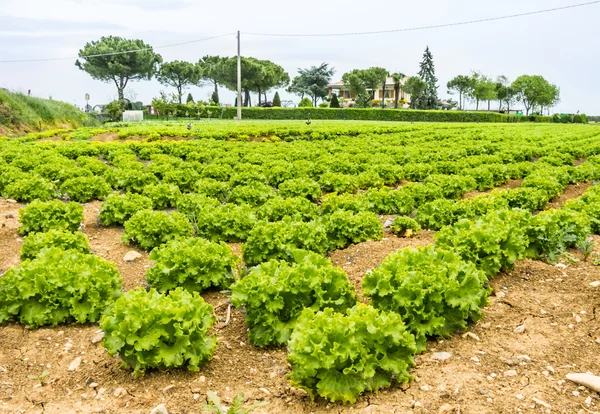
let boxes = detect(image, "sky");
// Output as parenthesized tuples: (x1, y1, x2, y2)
(0, 0, 598, 114)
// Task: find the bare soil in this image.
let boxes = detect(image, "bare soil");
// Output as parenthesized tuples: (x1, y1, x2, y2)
(0, 200, 599, 414)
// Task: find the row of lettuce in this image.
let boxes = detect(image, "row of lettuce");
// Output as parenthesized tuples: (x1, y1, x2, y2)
(0, 176, 597, 403)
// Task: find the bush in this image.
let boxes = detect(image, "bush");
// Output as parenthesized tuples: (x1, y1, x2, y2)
(526, 209, 590, 262)
(434, 209, 531, 277)
(101, 288, 217, 377)
(122, 210, 193, 251)
(242, 220, 329, 266)
(3, 176, 56, 202)
(147, 238, 238, 293)
(298, 97, 313, 108)
(390, 216, 421, 237)
(20, 229, 90, 260)
(363, 246, 489, 352)
(324, 210, 383, 250)
(0, 248, 122, 328)
(142, 183, 182, 209)
(278, 178, 321, 200)
(272, 92, 281, 107)
(231, 250, 356, 347)
(60, 176, 112, 203)
(99, 193, 153, 226)
(329, 93, 340, 108)
(288, 304, 416, 403)
(19, 200, 84, 235)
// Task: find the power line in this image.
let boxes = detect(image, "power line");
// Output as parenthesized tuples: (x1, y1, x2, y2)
(0, 33, 235, 64)
(246, 0, 600, 37)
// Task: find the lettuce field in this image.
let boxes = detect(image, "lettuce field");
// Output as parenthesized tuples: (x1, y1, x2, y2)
(0, 121, 599, 413)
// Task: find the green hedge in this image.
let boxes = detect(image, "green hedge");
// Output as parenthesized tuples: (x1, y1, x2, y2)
(195, 107, 551, 123)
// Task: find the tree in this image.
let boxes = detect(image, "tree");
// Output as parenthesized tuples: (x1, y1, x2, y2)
(219, 57, 289, 107)
(76, 36, 162, 101)
(272, 91, 281, 107)
(392, 73, 407, 109)
(211, 91, 219, 105)
(186, 93, 194, 103)
(417, 46, 439, 109)
(447, 75, 474, 110)
(512, 75, 560, 115)
(341, 69, 367, 96)
(156, 60, 201, 104)
(287, 63, 335, 107)
(403, 77, 427, 109)
(298, 97, 313, 108)
(152, 91, 175, 119)
(470, 73, 497, 111)
(330, 93, 340, 108)
(354, 92, 372, 108)
(341, 67, 388, 106)
(198, 56, 226, 104)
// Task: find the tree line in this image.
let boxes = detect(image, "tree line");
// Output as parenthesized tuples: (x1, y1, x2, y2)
(76, 36, 561, 115)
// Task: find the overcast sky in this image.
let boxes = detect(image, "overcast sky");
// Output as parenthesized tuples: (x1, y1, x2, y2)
(0, 0, 597, 114)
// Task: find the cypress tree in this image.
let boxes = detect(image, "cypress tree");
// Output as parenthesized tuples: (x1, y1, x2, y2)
(211, 90, 219, 105)
(417, 46, 439, 110)
(272, 91, 282, 107)
(330, 93, 340, 108)
(186, 93, 194, 103)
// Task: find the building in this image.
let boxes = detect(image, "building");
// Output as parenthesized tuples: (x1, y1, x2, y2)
(327, 76, 411, 108)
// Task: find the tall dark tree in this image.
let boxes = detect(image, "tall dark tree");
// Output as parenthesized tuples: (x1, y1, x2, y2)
(156, 60, 201, 104)
(186, 93, 194, 103)
(330, 93, 340, 108)
(272, 91, 282, 107)
(76, 36, 162, 101)
(288, 63, 335, 107)
(417, 46, 439, 109)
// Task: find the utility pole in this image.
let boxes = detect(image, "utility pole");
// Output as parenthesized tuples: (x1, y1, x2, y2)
(236, 31, 242, 120)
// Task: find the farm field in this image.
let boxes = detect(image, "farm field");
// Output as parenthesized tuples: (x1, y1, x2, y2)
(0, 121, 599, 413)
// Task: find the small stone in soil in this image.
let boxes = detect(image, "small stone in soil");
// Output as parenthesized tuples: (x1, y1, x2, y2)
(150, 404, 169, 414)
(513, 324, 526, 334)
(431, 352, 452, 361)
(505, 370, 518, 377)
(68, 357, 82, 371)
(123, 251, 142, 262)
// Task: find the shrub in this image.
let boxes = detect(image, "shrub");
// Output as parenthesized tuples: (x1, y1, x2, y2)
(101, 288, 217, 377)
(323, 210, 383, 250)
(147, 238, 238, 293)
(526, 209, 590, 262)
(434, 209, 531, 277)
(329, 94, 340, 108)
(272, 92, 281, 107)
(0, 248, 122, 328)
(3, 177, 56, 202)
(99, 193, 153, 226)
(287, 304, 416, 404)
(242, 220, 329, 266)
(390, 216, 421, 237)
(20, 229, 90, 260)
(298, 97, 313, 108)
(122, 210, 193, 251)
(19, 200, 84, 235)
(278, 178, 321, 200)
(142, 183, 182, 209)
(60, 176, 112, 203)
(363, 246, 489, 352)
(231, 250, 356, 347)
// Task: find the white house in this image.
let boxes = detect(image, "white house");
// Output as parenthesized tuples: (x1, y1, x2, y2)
(327, 76, 411, 108)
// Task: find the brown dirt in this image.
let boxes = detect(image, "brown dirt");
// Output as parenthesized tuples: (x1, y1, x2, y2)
(90, 132, 118, 142)
(548, 182, 592, 210)
(0, 201, 599, 414)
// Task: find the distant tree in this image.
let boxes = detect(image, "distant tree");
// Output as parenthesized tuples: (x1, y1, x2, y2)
(447, 75, 474, 110)
(272, 91, 282, 107)
(288, 63, 335, 107)
(512, 75, 560, 115)
(76, 36, 162, 101)
(469, 73, 497, 111)
(362, 67, 389, 108)
(330, 93, 340, 108)
(186, 93, 194, 103)
(417, 46, 439, 109)
(198, 56, 227, 104)
(354, 91, 372, 108)
(403, 77, 427, 109)
(104, 100, 126, 122)
(341, 69, 367, 96)
(392, 72, 407, 109)
(156, 60, 201, 104)
(341, 67, 388, 106)
(211, 90, 219, 105)
(298, 97, 313, 107)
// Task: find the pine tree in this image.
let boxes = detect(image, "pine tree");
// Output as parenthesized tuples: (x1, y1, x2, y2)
(417, 46, 439, 110)
(186, 93, 194, 103)
(330, 93, 340, 108)
(211, 90, 219, 105)
(272, 91, 281, 107)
